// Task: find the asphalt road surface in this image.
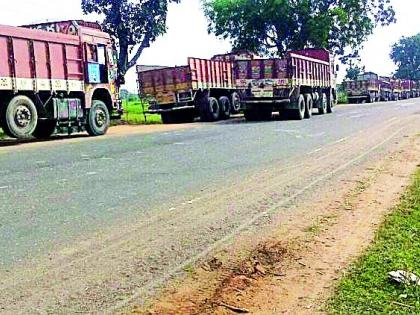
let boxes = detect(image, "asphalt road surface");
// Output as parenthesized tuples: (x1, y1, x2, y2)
(1, 99, 420, 313)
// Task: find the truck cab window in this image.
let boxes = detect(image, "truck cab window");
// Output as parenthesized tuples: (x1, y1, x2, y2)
(97, 45, 106, 65)
(87, 44, 98, 62)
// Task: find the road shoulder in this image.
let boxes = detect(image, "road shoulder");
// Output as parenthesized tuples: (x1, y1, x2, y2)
(133, 134, 420, 314)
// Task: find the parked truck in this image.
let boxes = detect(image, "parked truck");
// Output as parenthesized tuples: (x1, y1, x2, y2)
(344, 72, 383, 104)
(0, 20, 121, 139)
(137, 58, 240, 123)
(236, 48, 337, 120)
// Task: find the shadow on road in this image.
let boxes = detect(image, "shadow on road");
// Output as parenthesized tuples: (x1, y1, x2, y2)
(0, 134, 90, 148)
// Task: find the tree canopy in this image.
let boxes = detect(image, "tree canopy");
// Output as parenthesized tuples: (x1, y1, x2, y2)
(204, 0, 396, 60)
(81, 0, 179, 80)
(345, 61, 365, 80)
(390, 33, 420, 80)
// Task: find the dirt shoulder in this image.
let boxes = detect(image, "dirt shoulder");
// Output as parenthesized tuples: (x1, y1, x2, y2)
(134, 134, 420, 314)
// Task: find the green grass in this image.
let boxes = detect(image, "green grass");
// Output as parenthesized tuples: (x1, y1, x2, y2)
(0, 128, 5, 139)
(119, 99, 162, 125)
(328, 170, 420, 314)
(337, 91, 349, 104)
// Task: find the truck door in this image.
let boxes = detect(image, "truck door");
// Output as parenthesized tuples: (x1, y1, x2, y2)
(85, 43, 108, 84)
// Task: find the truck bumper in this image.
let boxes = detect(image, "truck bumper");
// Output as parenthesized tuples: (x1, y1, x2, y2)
(147, 105, 195, 114)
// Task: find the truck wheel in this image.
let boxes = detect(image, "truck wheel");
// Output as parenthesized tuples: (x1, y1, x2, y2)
(231, 92, 241, 113)
(327, 95, 334, 113)
(304, 94, 313, 119)
(200, 97, 220, 122)
(318, 93, 327, 114)
(219, 96, 231, 120)
(1, 95, 38, 139)
(86, 100, 110, 136)
(33, 120, 57, 139)
(293, 94, 305, 120)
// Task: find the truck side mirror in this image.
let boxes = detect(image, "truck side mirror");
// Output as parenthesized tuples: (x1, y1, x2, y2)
(336, 64, 340, 72)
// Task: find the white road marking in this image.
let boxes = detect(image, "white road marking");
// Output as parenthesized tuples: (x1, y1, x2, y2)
(108, 124, 408, 313)
(86, 172, 97, 176)
(334, 137, 349, 144)
(0, 186, 9, 190)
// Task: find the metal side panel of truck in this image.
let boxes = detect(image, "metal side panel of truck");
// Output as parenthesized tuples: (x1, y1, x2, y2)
(137, 58, 241, 124)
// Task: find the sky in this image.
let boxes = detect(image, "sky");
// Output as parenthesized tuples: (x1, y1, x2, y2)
(0, 0, 419, 91)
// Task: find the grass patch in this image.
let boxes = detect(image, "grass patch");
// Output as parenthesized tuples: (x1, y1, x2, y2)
(328, 170, 420, 314)
(119, 98, 162, 125)
(0, 128, 5, 139)
(337, 91, 349, 104)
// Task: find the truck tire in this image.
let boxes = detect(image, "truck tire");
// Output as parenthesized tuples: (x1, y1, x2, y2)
(293, 94, 305, 120)
(219, 96, 231, 120)
(327, 94, 334, 113)
(304, 94, 313, 119)
(318, 93, 327, 114)
(231, 92, 241, 113)
(199, 97, 220, 122)
(33, 120, 57, 139)
(86, 100, 110, 136)
(1, 95, 38, 139)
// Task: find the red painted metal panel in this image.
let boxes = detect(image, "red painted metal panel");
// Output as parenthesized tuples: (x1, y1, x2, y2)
(0, 36, 10, 77)
(34, 41, 49, 79)
(13, 38, 32, 79)
(65, 45, 83, 80)
(49, 43, 65, 79)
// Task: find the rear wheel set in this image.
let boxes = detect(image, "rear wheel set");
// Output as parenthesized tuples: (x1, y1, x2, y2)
(0, 95, 38, 139)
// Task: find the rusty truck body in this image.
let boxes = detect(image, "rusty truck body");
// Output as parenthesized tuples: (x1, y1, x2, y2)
(137, 57, 241, 123)
(0, 20, 121, 139)
(344, 72, 384, 103)
(235, 48, 337, 120)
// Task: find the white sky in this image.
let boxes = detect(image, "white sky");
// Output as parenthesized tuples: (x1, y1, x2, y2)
(0, 0, 418, 91)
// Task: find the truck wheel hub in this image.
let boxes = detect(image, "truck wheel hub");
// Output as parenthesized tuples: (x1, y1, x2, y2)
(15, 105, 32, 128)
(95, 109, 106, 127)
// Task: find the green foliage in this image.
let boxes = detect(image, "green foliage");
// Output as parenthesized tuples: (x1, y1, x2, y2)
(391, 33, 420, 80)
(0, 128, 5, 139)
(329, 170, 420, 314)
(346, 61, 366, 80)
(81, 0, 179, 78)
(204, 0, 396, 60)
(120, 100, 162, 125)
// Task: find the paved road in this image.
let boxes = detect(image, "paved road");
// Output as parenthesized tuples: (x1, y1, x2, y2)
(1, 99, 420, 313)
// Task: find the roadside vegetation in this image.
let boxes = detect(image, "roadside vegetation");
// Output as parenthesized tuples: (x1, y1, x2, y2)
(0, 128, 4, 139)
(119, 94, 162, 125)
(329, 169, 420, 314)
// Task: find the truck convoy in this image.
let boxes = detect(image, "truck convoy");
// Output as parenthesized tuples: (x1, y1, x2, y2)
(138, 48, 337, 123)
(0, 20, 121, 140)
(344, 72, 419, 103)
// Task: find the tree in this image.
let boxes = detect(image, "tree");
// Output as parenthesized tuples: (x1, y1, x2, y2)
(204, 0, 396, 60)
(345, 61, 365, 80)
(391, 33, 420, 80)
(81, 0, 179, 81)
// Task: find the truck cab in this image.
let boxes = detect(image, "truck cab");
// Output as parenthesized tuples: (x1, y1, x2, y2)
(0, 20, 121, 139)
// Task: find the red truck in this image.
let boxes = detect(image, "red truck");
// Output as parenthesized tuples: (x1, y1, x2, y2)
(236, 49, 337, 120)
(137, 58, 240, 123)
(344, 72, 383, 103)
(0, 20, 121, 139)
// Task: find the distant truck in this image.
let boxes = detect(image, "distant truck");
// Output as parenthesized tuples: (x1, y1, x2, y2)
(235, 49, 337, 120)
(137, 58, 240, 123)
(344, 72, 384, 103)
(0, 20, 121, 139)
